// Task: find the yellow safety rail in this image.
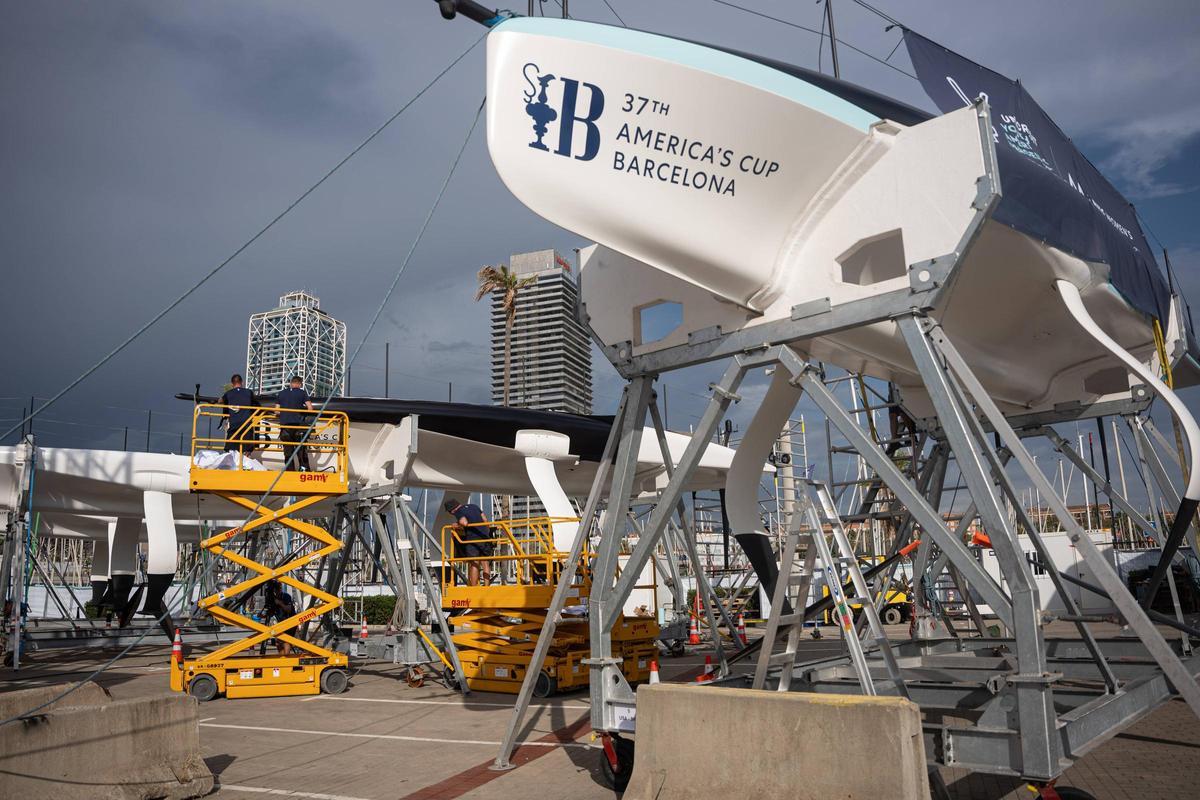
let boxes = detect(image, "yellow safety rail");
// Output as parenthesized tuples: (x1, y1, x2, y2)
(441, 517, 590, 610)
(189, 403, 349, 495)
(440, 516, 661, 694)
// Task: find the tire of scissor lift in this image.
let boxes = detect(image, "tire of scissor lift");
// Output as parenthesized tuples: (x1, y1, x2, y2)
(532, 670, 557, 698)
(882, 606, 904, 625)
(320, 667, 349, 695)
(188, 674, 219, 702)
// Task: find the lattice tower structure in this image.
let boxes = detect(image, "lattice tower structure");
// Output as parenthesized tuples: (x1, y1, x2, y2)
(246, 290, 346, 396)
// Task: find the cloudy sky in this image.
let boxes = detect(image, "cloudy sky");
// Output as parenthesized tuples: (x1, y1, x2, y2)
(3, 0, 1199, 503)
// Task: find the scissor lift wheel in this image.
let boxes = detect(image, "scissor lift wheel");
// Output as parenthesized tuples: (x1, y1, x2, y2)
(532, 670, 557, 698)
(320, 668, 349, 695)
(188, 674, 219, 702)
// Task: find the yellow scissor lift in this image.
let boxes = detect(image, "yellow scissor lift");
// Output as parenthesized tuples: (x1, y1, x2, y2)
(442, 518, 659, 696)
(171, 404, 351, 701)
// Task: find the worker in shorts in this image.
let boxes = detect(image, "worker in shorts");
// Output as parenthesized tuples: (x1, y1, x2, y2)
(444, 498, 494, 586)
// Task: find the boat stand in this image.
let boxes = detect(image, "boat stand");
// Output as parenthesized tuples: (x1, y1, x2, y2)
(497, 298, 1200, 784)
(1, 437, 36, 670)
(846, 323, 1198, 777)
(346, 490, 470, 692)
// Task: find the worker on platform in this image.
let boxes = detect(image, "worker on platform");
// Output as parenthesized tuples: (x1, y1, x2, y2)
(219, 374, 259, 456)
(262, 579, 297, 657)
(275, 374, 314, 471)
(444, 498, 494, 586)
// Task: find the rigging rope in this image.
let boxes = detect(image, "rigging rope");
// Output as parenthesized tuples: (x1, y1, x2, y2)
(708, 0, 916, 79)
(0, 30, 487, 443)
(847, 0, 903, 28)
(601, 0, 627, 27)
(0, 45, 488, 729)
(817, 0, 827, 74)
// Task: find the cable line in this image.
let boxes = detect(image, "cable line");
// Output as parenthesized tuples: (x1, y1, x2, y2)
(1, 31, 487, 443)
(848, 0, 903, 28)
(601, 0, 627, 26)
(0, 48, 488, 731)
(709, 0, 916, 79)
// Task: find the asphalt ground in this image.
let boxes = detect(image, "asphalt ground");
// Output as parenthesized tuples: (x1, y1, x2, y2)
(2, 624, 1198, 799)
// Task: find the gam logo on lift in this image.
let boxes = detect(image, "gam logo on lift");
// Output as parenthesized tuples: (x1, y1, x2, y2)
(522, 62, 604, 161)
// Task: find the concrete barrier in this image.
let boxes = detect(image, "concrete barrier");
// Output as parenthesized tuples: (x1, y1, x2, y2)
(0, 683, 213, 800)
(625, 684, 929, 800)
(0, 681, 112, 718)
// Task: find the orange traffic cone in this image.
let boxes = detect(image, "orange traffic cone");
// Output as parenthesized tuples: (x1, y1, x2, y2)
(736, 613, 747, 645)
(688, 593, 702, 645)
(171, 628, 183, 669)
(360, 616, 369, 640)
(649, 660, 661, 684)
(696, 654, 715, 683)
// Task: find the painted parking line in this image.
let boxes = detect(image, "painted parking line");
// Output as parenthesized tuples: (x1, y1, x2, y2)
(301, 695, 590, 710)
(219, 783, 374, 800)
(199, 721, 591, 749)
(398, 715, 592, 800)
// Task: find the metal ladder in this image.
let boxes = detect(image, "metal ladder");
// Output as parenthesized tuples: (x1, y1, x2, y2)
(751, 505, 818, 691)
(754, 481, 908, 697)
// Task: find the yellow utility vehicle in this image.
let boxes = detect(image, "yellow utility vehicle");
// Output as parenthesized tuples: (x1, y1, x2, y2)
(441, 517, 658, 695)
(170, 404, 350, 700)
(821, 554, 912, 626)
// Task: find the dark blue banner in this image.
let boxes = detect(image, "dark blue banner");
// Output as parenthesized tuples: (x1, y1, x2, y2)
(904, 31, 1168, 322)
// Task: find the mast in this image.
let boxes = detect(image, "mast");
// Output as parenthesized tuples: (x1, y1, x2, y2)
(824, 0, 841, 79)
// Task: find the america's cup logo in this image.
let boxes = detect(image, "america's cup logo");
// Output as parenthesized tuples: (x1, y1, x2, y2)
(523, 62, 558, 151)
(521, 62, 605, 161)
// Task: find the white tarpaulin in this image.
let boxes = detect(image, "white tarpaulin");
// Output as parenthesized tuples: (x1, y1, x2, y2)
(192, 450, 267, 471)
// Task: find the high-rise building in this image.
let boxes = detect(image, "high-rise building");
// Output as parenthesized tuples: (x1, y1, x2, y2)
(246, 290, 346, 397)
(490, 249, 593, 414)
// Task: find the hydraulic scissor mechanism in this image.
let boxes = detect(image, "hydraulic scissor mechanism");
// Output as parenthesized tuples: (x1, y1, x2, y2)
(170, 404, 351, 700)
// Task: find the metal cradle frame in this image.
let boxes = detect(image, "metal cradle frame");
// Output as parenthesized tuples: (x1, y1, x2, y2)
(307, 422, 471, 694)
(490, 98, 1198, 781)
(562, 315, 1200, 781)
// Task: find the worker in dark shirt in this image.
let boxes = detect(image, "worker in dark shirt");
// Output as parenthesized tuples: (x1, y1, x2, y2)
(275, 375, 314, 471)
(261, 579, 297, 657)
(218, 374, 259, 455)
(444, 498, 494, 586)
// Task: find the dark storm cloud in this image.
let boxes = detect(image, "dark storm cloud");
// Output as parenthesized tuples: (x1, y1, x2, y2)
(138, 10, 375, 134)
(3, 0, 1199, 467)
(428, 339, 484, 353)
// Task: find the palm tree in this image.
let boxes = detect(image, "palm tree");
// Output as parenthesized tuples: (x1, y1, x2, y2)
(475, 264, 536, 406)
